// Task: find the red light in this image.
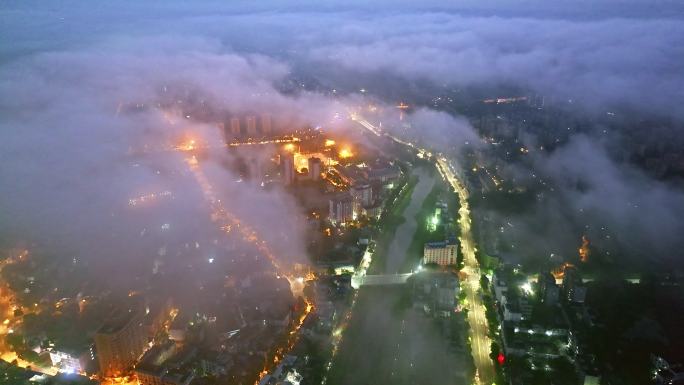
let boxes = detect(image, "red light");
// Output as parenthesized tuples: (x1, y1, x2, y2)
(497, 352, 505, 365)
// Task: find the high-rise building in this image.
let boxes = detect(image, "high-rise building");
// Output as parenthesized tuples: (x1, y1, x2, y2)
(282, 152, 295, 185)
(48, 346, 96, 375)
(94, 303, 147, 377)
(540, 272, 560, 306)
(329, 193, 354, 225)
(308, 157, 322, 181)
(246, 116, 257, 137)
(423, 239, 458, 266)
(135, 343, 189, 385)
(351, 183, 373, 206)
(261, 114, 272, 135)
(362, 202, 382, 219)
(350, 183, 372, 218)
(562, 266, 587, 303)
(230, 117, 241, 136)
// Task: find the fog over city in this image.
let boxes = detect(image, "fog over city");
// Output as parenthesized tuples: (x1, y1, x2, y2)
(5, 0, 683, 267)
(1, 1, 684, 384)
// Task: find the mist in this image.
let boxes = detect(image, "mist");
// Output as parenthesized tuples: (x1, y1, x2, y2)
(2, 0, 684, 286)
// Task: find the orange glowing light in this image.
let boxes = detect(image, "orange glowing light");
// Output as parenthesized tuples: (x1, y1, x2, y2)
(176, 138, 197, 152)
(185, 154, 284, 273)
(579, 235, 590, 263)
(338, 148, 353, 159)
(325, 139, 336, 147)
(255, 298, 314, 384)
(305, 271, 317, 281)
(284, 143, 296, 152)
(552, 262, 575, 279)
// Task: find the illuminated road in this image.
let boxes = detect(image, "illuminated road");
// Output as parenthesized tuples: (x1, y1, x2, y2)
(437, 157, 495, 384)
(179, 149, 314, 385)
(128, 136, 301, 156)
(353, 115, 495, 384)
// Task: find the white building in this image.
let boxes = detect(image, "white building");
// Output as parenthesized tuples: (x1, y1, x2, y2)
(423, 240, 457, 266)
(329, 194, 354, 225)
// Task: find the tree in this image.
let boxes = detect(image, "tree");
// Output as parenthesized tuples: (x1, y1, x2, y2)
(5, 333, 23, 351)
(490, 341, 501, 361)
(480, 274, 490, 289)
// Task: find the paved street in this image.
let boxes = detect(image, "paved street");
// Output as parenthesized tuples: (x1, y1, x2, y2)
(437, 157, 495, 384)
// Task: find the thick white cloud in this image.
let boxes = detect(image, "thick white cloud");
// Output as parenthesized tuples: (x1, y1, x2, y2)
(307, 14, 684, 117)
(1, 0, 683, 272)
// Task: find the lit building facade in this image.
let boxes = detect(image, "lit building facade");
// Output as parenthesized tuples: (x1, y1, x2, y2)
(282, 152, 295, 185)
(329, 194, 354, 225)
(351, 183, 373, 207)
(308, 157, 322, 181)
(423, 240, 457, 266)
(94, 305, 147, 377)
(49, 347, 95, 374)
(261, 114, 272, 135)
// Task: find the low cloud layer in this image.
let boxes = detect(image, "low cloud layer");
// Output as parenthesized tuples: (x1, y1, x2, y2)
(0, 33, 334, 285)
(307, 14, 684, 119)
(478, 135, 684, 265)
(1, 0, 684, 280)
(4, 3, 684, 122)
(540, 136, 684, 259)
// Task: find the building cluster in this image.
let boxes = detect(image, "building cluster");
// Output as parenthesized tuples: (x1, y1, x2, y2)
(220, 114, 272, 140)
(489, 264, 597, 385)
(218, 115, 403, 229)
(136, 342, 196, 385)
(8, 271, 306, 385)
(412, 272, 460, 318)
(327, 160, 401, 226)
(257, 355, 303, 385)
(256, 274, 354, 385)
(15, 295, 172, 378)
(279, 149, 323, 186)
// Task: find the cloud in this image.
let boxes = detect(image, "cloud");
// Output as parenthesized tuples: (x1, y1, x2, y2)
(1, 0, 683, 280)
(477, 135, 684, 263)
(374, 107, 480, 154)
(539, 136, 684, 259)
(307, 14, 684, 119)
(0, 33, 335, 287)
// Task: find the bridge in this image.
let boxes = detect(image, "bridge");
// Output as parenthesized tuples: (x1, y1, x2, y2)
(351, 273, 413, 289)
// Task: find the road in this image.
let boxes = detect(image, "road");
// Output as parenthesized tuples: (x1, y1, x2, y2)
(437, 157, 495, 384)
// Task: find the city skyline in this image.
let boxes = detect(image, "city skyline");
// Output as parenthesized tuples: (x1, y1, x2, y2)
(1, 1, 684, 385)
